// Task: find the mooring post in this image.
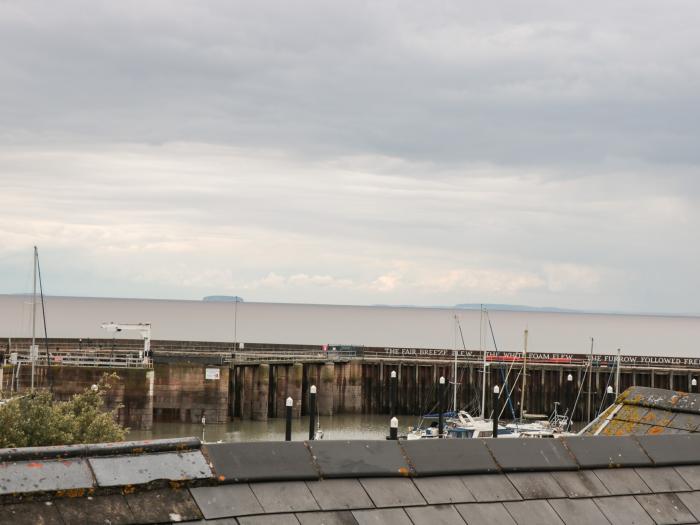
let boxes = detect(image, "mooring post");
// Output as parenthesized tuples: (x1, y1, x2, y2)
(438, 376, 445, 437)
(606, 385, 615, 408)
(692, 378, 697, 394)
(309, 385, 317, 440)
(492, 385, 500, 438)
(390, 370, 398, 417)
(285, 396, 293, 441)
(201, 414, 206, 442)
(389, 416, 398, 440)
(566, 373, 573, 419)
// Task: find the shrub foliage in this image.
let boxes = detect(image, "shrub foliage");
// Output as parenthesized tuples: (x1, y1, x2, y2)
(0, 373, 127, 448)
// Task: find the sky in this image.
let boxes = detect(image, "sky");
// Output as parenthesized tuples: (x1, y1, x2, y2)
(1, 1, 700, 313)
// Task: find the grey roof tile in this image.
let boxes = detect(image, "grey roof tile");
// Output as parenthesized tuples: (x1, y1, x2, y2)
(454, 502, 517, 525)
(0, 458, 94, 495)
(603, 422, 655, 436)
(237, 514, 300, 525)
(296, 510, 359, 525)
(645, 426, 683, 435)
(189, 484, 264, 519)
(506, 472, 567, 500)
(484, 438, 577, 472)
(620, 388, 700, 413)
(562, 436, 652, 468)
(637, 435, 700, 466)
(305, 479, 374, 510)
(640, 408, 676, 428)
(412, 476, 475, 505)
(635, 493, 696, 524)
(548, 498, 611, 525)
(460, 474, 521, 502)
(55, 494, 135, 525)
(635, 467, 691, 493)
(593, 468, 651, 495)
(308, 441, 409, 478)
(667, 413, 700, 432)
(0, 501, 63, 525)
(551, 470, 610, 498)
(250, 481, 320, 513)
(89, 450, 212, 487)
(405, 504, 467, 525)
(677, 492, 700, 522)
(125, 487, 203, 524)
(358, 477, 425, 507)
(594, 495, 655, 525)
(400, 440, 498, 476)
(676, 466, 700, 490)
(503, 500, 565, 525)
(203, 442, 318, 483)
(616, 404, 651, 423)
(351, 508, 411, 525)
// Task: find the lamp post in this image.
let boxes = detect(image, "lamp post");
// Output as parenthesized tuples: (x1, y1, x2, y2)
(492, 385, 500, 438)
(285, 397, 293, 441)
(438, 376, 446, 437)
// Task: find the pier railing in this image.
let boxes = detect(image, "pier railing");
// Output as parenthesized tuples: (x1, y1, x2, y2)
(11, 349, 152, 369)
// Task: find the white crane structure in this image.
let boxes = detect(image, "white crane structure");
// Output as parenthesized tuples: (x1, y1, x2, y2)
(101, 322, 152, 364)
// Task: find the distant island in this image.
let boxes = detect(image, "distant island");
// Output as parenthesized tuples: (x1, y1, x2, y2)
(202, 295, 244, 302)
(454, 303, 580, 313)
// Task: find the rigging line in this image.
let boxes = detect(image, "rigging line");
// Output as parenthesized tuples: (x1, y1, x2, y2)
(37, 253, 53, 390)
(455, 317, 471, 407)
(567, 363, 589, 432)
(499, 367, 523, 420)
(487, 312, 516, 420)
(456, 316, 483, 411)
(595, 357, 617, 418)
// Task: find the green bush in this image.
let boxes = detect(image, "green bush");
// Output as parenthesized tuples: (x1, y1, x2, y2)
(0, 374, 127, 448)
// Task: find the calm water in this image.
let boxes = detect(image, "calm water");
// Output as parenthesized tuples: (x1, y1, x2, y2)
(127, 414, 586, 442)
(127, 414, 404, 442)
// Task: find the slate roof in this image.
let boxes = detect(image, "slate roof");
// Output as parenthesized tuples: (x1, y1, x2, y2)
(5, 435, 700, 523)
(584, 386, 700, 436)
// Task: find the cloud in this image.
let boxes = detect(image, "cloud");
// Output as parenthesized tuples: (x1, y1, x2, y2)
(1, 2, 700, 313)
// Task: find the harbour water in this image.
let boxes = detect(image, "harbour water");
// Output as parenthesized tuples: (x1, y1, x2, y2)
(127, 414, 394, 442)
(127, 414, 586, 442)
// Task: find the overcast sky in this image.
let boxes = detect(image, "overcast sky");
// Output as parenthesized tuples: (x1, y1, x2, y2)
(1, 1, 700, 313)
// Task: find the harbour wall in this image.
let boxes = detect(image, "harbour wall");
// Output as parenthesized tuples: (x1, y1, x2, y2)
(2, 338, 699, 429)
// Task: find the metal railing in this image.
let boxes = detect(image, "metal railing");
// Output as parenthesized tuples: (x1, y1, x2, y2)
(11, 349, 152, 369)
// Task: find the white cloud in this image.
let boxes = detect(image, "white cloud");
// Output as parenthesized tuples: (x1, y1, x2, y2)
(1, 2, 700, 312)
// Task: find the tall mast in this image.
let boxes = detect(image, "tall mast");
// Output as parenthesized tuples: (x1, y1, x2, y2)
(453, 315, 458, 412)
(586, 337, 594, 423)
(31, 246, 37, 390)
(519, 329, 528, 419)
(480, 306, 487, 418)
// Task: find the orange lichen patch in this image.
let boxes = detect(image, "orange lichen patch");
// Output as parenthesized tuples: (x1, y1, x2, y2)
(648, 426, 666, 435)
(218, 475, 226, 482)
(398, 467, 410, 477)
(26, 462, 43, 469)
(56, 488, 86, 498)
(640, 410, 673, 427)
(122, 485, 136, 495)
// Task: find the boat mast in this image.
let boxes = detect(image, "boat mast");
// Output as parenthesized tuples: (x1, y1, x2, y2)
(586, 337, 594, 423)
(31, 246, 37, 390)
(480, 305, 487, 418)
(519, 329, 528, 419)
(453, 315, 458, 412)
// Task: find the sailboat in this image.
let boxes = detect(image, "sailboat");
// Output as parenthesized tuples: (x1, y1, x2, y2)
(406, 310, 518, 439)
